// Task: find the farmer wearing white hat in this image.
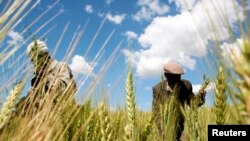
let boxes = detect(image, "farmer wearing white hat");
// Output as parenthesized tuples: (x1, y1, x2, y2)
(152, 61, 206, 141)
(16, 40, 77, 116)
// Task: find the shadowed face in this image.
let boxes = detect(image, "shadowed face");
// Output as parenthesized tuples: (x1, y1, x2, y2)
(164, 73, 181, 84)
(29, 52, 49, 72)
(28, 41, 51, 72)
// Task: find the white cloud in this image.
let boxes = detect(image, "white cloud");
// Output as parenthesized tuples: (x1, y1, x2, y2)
(106, 0, 113, 5)
(124, 0, 243, 78)
(133, 0, 169, 22)
(84, 4, 93, 13)
(106, 13, 126, 24)
(169, 0, 197, 11)
(133, 7, 152, 22)
(193, 82, 215, 94)
(98, 12, 105, 17)
(69, 55, 94, 75)
(7, 30, 24, 46)
(220, 38, 242, 67)
(124, 31, 138, 40)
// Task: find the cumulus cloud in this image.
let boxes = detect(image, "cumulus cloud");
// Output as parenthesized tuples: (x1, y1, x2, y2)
(124, 0, 243, 78)
(105, 0, 113, 5)
(169, 0, 197, 11)
(193, 82, 215, 94)
(7, 30, 24, 46)
(133, 0, 169, 22)
(84, 4, 93, 13)
(106, 13, 126, 24)
(98, 12, 105, 17)
(220, 38, 242, 67)
(69, 55, 94, 76)
(124, 31, 138, 40)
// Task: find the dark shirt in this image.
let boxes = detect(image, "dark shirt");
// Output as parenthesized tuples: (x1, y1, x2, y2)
(152, 79, 205, 136)
(152, 79, 195, 106)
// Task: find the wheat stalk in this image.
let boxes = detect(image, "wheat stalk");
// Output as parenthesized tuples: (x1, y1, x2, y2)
(124, 67, 136, 141)
(214, 67, 227, 125)
(112, 110, 121, 140)
(163, 90, 180, 141)
(99, 102, 112, 141)
(141, 114, 153, 141)
(0, 81, 25, 128)
(92, 113, 101, 141)
(230, 38, 250, 123)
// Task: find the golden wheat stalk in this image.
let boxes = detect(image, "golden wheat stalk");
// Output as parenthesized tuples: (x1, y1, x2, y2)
(141, 114, 153, 141)
(0, 81, 25, 128)
(113, 110, 122, 140)
(0, 0, 32, 40)
(181, 77, 210, 141)
(99, 102, 112, 141)
(0, 0, 24, 39)
(93, 113, 101, 141)
(181, 103, 200, 141)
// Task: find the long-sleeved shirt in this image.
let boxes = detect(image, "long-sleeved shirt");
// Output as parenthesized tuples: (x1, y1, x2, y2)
(16, 59, 77, 116)
(152, 79, 205, 139)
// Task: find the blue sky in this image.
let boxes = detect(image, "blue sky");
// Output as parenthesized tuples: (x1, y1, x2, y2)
(0, 0, 249, 111)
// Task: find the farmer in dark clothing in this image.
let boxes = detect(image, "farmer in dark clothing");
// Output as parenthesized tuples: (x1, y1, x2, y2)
(152, 61, 206, 140)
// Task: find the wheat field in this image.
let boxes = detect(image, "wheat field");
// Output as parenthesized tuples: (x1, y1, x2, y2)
(0, 1, 250, 141)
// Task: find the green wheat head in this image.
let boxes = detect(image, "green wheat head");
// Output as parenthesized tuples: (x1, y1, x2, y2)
(214, 67, 227, 125)
(124, 68, 136, 141)
(230, 38, 250, 123)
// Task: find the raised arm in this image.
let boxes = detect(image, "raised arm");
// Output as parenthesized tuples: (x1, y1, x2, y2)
(183, 80, 206, 107)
